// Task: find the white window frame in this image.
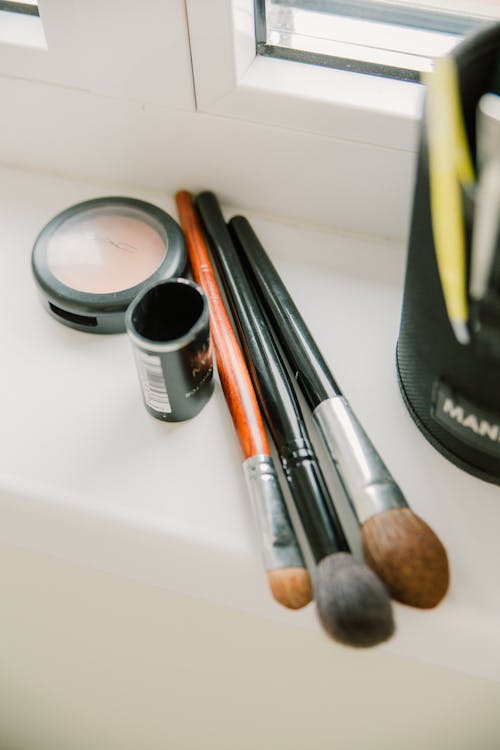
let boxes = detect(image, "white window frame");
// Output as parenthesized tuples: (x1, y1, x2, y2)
(0, 0, 195, 110)
(186, 0, 425, 151)
(0, 0, 431, 240)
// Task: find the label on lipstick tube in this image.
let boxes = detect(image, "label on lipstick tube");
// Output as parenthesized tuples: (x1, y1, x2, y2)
(135, 350, 172, 414)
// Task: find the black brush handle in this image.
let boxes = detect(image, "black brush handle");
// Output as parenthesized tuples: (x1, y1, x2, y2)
(228, 214, 409, 524)
(228, 215, 341, 409)
(195, 191, 348, 560)
(280, 437, 346, 561)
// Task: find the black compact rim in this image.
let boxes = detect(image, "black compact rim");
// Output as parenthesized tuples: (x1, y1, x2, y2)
(31, 196, 187, 316)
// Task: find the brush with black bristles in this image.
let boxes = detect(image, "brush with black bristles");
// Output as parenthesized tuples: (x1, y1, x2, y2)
(195, 190, 395, 647)
(227, 214, 450, 610)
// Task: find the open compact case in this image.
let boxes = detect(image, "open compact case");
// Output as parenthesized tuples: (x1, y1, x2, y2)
(31, 196, 187, 333)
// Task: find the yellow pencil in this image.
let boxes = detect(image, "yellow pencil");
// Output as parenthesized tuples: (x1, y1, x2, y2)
(424, 56, 475, 345)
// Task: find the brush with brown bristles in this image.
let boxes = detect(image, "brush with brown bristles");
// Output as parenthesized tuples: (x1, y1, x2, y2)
(195, 191, 395, 647)
(228, 214, 450, 610)
(175, 190, 312, 611)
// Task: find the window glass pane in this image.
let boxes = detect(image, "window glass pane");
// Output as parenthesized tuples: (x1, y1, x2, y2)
(0, 1, 38, 14)
(257, 0, 500, 81)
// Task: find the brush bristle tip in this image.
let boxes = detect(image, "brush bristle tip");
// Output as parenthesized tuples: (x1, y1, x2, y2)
(267, 568, 313, 610)
(361, 508, 450, 609)
(315, 552, 395, 648)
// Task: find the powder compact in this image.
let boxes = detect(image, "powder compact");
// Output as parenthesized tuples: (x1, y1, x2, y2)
(31, 196, 187, 333)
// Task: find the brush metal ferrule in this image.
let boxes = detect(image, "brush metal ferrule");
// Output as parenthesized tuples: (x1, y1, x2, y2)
(242, 454, 305, 570)
(313, 396, 408, 524)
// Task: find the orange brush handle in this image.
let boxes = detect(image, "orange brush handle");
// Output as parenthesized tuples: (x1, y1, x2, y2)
(175, 190, 269, 460)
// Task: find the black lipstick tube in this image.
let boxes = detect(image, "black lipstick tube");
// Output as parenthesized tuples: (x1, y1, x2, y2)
(126, 277, 214, 422)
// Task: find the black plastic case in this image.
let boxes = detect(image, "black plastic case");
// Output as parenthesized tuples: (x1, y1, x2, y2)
(397, 23, 500, 484)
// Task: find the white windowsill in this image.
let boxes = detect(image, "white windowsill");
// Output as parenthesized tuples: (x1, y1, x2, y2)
(2, 163, 500, 685)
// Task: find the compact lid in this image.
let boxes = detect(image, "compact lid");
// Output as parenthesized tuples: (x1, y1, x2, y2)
(32, 196, 187, 333)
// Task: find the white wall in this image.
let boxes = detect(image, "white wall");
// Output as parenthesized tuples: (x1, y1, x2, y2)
(1, 541, 499, 750)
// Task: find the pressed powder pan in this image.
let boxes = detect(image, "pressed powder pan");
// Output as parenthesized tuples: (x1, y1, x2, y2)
(31, 196, 186, 333)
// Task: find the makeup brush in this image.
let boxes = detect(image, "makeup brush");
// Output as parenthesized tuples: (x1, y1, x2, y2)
(227, 214, 450, 610)
(175, 190, 312, 611)
(195, 190, 395, 647)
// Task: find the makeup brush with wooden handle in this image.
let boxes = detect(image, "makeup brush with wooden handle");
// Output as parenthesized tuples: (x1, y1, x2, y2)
(175, 190, 312, 610)
(228, 214, 450, 609)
